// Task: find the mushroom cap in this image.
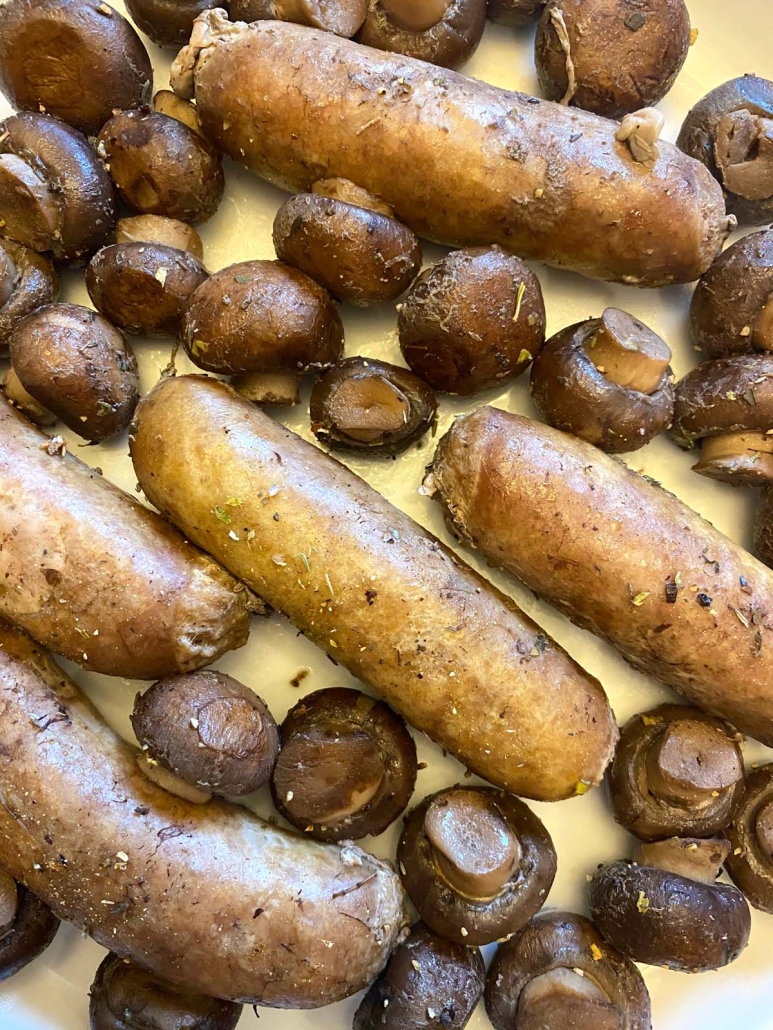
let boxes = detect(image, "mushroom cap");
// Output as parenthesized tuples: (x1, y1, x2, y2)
(397, 785, 556, 946)
(124, 0, 215, 47)
(589, 859, 751, 972)
(726, 763, 773, 913)
(671, 355, 773, 447)
(0, 240, 58, 355)
(357, 0, 487, 70)
(0, 879, 59, 983)
(228, 0, 368, 37)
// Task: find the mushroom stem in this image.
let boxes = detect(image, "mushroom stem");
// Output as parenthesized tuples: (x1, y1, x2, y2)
(312, 178, 395, 218)
(0, 246, 18, 306)
(136, 751, 212, 805)
(380, 0, 451, 31)
(152, 90, 205, 137)
(325, 375, 410, 442)
(231, 371, 302, 407)
(754, 295, 773, 351)
(645, 718, 744, 808)
(694, 429, 773, 484)
(517, 968, 620, 1030)
(0, 154, 61, 253)
(715, 111, 773, 202)
(3, 368, 56, 427)
(634, 837, 731, 884)
(0, 869, 18, 936)
(583, 308, 671, 394)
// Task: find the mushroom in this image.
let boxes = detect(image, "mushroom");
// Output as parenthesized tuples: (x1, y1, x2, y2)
(754, 487, 773, 569)
(89, 953, 242, 1030)
(0, 240, 58, 355)
(726, 763, 773, 913)
(670, 355, 773, 484)
(0, 869, 60, 983)
(181, 260, 344, 375)
(353, 921, 485, 1030)
(227, 0, 368, 37)
(272, 180, 422, 306)
(534, 0, 691, 118)
(310, 356, 437, 454)
(96, 109, 224, 225)
(690, 228, 773, 359)
(677, 75, 773, 226)
(115, 215, 204, 261)
(487, 0, 542, 26)
(608, 704, 745, 842)
(0, 113, 116, 264)
(398, 247, 546, 395)
(397, 786, 556, 947)
(358, 0, 487, 70)
(530, 308, 674, 454)
(9, 302, 140, 442)
(589, 838, 751, 972)
(131, 670, 280, 799)
(86, 243, 208, 336)
(0, 0, 152, 137)
(271, 687, 417, 841)
(152, 90, 205, 137)
(230, 371, 301, 407)
(485, 911, 651, 1030)
(3, 368, 57, 427)
(124, 0, 216, 47)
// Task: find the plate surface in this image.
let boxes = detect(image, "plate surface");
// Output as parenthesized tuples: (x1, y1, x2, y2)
(2, 2, 773, 1027)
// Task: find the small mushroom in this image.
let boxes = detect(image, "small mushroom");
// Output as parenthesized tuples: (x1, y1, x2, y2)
(9, 302, 140, 442)
(115, 215, 204, 261)
(231, 371, 301, 407)
(0, 240, 58, 355)
(97, 108, 224, 225)
(397, 786, 556, 946)
(353, 921, 485, 1030)
(228, 0, 368, 37)
(690, 228, 773, 359)
(272, 181, 422, 306)
(530, 308, 673, 454)
(89, 953, 242, 1030)
(0, 0, 152, 137)
(358, 0, 487, 69)
(726, 763, 773, 913)
(487, 0, 542, 26)
(534, 0, 691, 118)
(86, 243, 208, 336)
(131, 671, 280, 798)
(608, 705, 745, 842)
(589, 839, 751, 972)
(181, 260, 344, 375)
(271, 687, 417, 841)
(310, 356, 437, 454)
(677, 75, 773, 226)
(485, 911, 651, 1030)
(125, 0, 216, 47)
(0, 869, 59, 983)
(754, 487, 773, 569)
(398, 247, 546, 395)
(0, 113, 116, 263)
(670, 355, 773, 484)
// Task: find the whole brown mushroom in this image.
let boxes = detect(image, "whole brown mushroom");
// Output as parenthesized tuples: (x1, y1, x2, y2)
(677, 75, 773, 226)
(358, 0, 487, 69)
(590, 838, 751, 972)
(485, 911, 651, 1030)
(399, 247, 546, 395)
(608, 705, 745, 842)
(230, 0, 368, 35)
(487, 0, 542, 26)
(0, 868, 59, 982)
(271, 687, 417, 841)
(726, 763, 773, 913)
(397, 786, 556, 947)
(115, 215, 204, 261)
(124, 0, 215, 47)
(0, 240, 58, 355)
(131, 671, 280, 800)
(530, 308, 674, 453)
(353, 921, 485, 1030)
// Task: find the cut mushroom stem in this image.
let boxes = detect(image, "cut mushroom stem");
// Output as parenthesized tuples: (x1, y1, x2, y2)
(634, 837, 730, 884)
(645, 717, 745, 808)
(136, 751, 212, 805)
(380, 0, 451, 31)
(115, 214, 204, 260)
(231, 371, 301, 406)
(3, 367, 56, 427)
(0, 246, 18, 306)
(694, 428, 773, 484)
(716, 111, 773, 202)
(584, 308, 671, 394)
(312, 177, 394, 217)
(518, 967, 621, 1030)
(153, 89, 205, 137)
(0, 153, 60, 252)
(326, 375, 410, 442)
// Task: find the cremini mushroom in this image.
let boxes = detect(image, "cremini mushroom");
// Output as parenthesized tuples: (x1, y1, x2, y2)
(0, 239, 58, 354)
(726, 763, 773, 913)
(0, 868, 59, 982)
(228, 0, 368, 37)
(358, 0, 487, 69)
(125, 0, 216, 47)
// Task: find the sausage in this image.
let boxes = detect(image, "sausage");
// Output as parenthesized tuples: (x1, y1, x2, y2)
(129, 375, 617, 802)
(169, 10, 731, 287)
(0, 620, 405, 1007)
(0, 401, 252, 678)
(426, 405, 773, 745)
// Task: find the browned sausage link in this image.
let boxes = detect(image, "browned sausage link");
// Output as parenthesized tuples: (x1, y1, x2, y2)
(427, 406, 773, 745)
(129, 375, 617, 802)
(170, 12, 730, 286)
(0, 620, 405, 1007)
(0, 401, 252, 678)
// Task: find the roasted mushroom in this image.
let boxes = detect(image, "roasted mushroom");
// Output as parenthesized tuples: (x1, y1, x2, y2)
(228, 0, 368, 36)
(124, 0, 215, 47)
(726, 763, 773, 913)
(271, 687, 417, 841)
(608, 705, 745, 842)
(677, 75, 773, 226)
(132, 671, 280, 800)
(690, 229, 773, 359)
(485, 911, 651, 1030)
(353, 921, 485, 1030)
(9, 302, 140, 442)
(115, 215, 204, 261)
(534, 0, 691, 118)
(358, 0, 487, 70)
(152, 90, 205, 137)
(487, 0, 542, 25)
(272, 180, 422, 306)
(398, 247, 546, 395)
(310, 356, 437, 454)
(181, 260, 344, 375)
(97, 109, 224, 225)
(530, 308, 674, 453)
(86, 243, 208, 336)
(230, 371, 301, 407)
(590, 838, 751, 972)
(0, 0, 152, 137)
(89, 953, 242, 1030)
(0, 240, 58, 354)
(397, 786, 556, 947)
(0, 869, 59, 982)
(754, 487, 773, 568)
(3, 367, 57, 426)
(0, 113, 116, 263)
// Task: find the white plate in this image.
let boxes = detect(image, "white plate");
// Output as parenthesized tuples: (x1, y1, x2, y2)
(2, 2, 773, 1027)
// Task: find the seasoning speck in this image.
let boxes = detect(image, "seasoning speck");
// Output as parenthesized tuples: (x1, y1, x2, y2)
(632, 591, 650, 606)
(696, 593, 713, 608)
(591, 943, 603, 961)
(636, 891, 650, 913)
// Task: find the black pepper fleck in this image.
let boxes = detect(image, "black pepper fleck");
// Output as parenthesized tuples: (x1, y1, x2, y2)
(697, 593, 713, 607)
